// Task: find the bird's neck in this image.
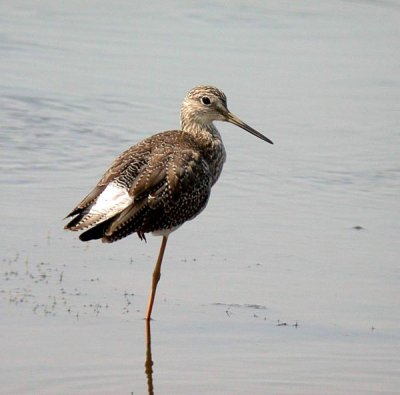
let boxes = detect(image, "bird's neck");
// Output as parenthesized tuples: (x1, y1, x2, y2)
(180, 119, 226, 184)
(181, 118, 221, 142)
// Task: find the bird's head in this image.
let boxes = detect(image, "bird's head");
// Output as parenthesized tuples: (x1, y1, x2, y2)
(181, 85, 273, 144)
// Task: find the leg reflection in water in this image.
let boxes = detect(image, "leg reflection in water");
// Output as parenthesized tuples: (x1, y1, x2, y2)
(145, 320, 154, 395)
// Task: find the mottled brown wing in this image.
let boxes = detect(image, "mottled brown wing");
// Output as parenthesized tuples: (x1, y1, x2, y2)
(102, 146, 213, 242)
(64, 137, 153, 219)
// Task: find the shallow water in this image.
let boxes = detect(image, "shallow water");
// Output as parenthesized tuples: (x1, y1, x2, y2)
(1, 1, 400, 394)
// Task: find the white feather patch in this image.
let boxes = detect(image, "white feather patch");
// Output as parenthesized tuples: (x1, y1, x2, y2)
(88, 182, 133, 218)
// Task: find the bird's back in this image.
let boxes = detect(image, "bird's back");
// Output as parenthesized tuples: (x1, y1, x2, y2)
(65, 130, 221, 242)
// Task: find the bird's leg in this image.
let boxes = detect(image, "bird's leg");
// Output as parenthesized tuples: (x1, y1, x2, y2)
(145, 235, 168, 320)
(144, 319, 154, 394)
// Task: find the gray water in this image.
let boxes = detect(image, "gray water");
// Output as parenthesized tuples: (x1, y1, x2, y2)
(1, 1, 399, 394)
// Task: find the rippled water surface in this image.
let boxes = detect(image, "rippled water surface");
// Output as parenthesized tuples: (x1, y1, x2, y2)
(1, 1, 399, 394)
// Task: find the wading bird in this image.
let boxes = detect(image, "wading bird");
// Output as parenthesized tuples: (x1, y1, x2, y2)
(64, 86, 273, 320)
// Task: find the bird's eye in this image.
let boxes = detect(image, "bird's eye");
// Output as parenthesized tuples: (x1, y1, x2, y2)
(201, 96, 211, 105)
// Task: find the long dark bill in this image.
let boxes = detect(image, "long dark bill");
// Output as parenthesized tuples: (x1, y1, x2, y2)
(226, 112, 273, 144)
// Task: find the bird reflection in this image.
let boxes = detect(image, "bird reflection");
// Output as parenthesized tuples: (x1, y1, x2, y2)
(145, 320, 155, 394)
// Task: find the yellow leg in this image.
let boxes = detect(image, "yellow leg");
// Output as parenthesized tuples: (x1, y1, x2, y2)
(144, 319, 154, 394)
(145, 235, 168, 320)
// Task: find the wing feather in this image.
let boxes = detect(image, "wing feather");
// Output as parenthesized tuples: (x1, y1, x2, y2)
(65, 139, 151, 220)
(67, 183, 134, 231)
(65, 131, 213, 242)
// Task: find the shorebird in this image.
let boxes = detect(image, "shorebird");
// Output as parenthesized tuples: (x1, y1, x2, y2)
(64, 86, 273, 320)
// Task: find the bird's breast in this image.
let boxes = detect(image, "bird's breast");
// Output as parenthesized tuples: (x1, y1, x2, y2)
(205, 138, 226, 185)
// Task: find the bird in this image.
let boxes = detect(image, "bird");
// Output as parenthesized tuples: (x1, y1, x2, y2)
(64, 85, 273, 320)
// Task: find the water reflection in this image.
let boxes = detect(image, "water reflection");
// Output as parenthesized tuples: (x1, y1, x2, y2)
(145, 320, 155, 395)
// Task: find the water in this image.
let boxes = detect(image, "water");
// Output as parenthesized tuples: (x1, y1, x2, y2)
(1, 1, 399, 394)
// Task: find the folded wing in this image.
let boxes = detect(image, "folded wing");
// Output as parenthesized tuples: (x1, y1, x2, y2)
(64, 131, 213, 243)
